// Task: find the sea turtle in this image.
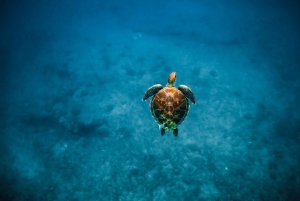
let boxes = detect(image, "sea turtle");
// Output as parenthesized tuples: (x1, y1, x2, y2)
(142, 72, 196, 136)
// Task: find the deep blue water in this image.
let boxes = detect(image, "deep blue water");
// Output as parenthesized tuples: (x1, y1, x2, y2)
(1, 0, 300, 200)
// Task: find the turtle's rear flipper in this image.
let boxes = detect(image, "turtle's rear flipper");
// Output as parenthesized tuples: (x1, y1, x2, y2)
(161, 128, 165, 136)
(178, 85, 196, 104)
(142, 84, 163, 101)
(173, 128, 178, 136)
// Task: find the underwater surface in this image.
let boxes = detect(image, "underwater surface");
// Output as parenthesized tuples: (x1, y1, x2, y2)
(1, 0, 300, 200)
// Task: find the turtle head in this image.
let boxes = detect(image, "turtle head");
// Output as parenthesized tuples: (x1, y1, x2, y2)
(167, 72, 176, 87)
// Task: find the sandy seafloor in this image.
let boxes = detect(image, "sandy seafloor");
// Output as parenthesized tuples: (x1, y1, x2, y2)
(0, 0, 300, 200)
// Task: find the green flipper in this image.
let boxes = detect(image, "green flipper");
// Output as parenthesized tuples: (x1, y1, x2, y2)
(178, 85, 196, 104)
(161, 128, 165, 136)
(142, 84, 163, 101)
(173, 128, 178, 136)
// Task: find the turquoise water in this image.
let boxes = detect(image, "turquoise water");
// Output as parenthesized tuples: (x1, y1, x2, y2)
(0, 0, 299, 200)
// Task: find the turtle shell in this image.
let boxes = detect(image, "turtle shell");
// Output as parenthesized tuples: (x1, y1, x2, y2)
(150, 87, 189, 131)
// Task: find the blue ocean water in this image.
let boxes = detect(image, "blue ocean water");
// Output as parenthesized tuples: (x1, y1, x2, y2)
(0, 0, 299, 200)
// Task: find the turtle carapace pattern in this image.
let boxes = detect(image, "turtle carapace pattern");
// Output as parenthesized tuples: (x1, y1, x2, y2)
(142, 72, 196, 136)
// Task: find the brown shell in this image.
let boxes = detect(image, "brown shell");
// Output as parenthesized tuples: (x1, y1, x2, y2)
(150, 87, 189, 131)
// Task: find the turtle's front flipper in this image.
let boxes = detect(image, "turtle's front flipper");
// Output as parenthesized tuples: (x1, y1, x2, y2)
(178, 85, 196, 104)
(173, 128, 178, 136)
(142, 84, 163, 101)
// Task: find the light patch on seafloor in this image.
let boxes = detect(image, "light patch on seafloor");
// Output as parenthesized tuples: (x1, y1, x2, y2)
(12, 147, 43, 179)
(199, 183, 221, 199)
(53, 141, 69, 157)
